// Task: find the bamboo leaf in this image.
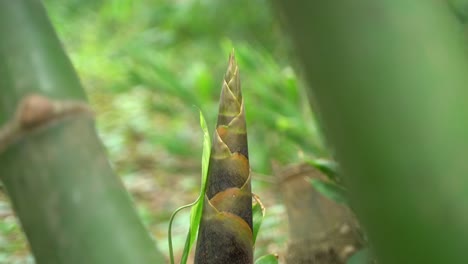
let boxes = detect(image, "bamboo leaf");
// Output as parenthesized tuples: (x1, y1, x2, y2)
(308, 178, 348, 205)
(168, 110, 210, 264)
(307, 158, 339, 181)
(180, 111, 211, 263)
(252, 194, 265, 244)
(255, 254, 279, 264)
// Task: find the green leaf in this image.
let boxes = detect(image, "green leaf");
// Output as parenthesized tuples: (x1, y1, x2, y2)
(347, 248, 371, 264)
(307, 158, 339, 180)
(179, 110, 211, 264)
(252, 194, 265, 244)
(308, 178, 348, 205)
(255, 254, 279, 264)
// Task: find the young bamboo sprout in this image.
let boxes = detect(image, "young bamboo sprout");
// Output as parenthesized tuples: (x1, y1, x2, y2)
(194, 52, 253, 264)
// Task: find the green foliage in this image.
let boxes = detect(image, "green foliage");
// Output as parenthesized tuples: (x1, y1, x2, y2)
(307, 158, 339, 181)
(181, 111, 211, 263)
(42, 0, 327, 176)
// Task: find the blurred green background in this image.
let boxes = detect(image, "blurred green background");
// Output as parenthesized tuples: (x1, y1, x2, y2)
(0, 0, 328, 262)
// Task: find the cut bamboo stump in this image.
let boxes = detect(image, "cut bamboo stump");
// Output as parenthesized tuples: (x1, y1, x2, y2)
(276, 163, 362, 264)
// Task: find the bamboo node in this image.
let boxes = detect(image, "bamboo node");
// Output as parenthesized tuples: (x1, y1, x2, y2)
(18, 94, 55, 129)
(0, 93, 93, 153)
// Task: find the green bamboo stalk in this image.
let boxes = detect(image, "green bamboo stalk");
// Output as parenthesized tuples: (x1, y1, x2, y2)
(0, 1, 164, 263)
(275, 1, 468, 264)
(194, 52, 253, 263)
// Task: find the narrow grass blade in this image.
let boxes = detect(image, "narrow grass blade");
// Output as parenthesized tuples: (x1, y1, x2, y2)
(168, 110, 211, 264)
(252, 194, 265, 244)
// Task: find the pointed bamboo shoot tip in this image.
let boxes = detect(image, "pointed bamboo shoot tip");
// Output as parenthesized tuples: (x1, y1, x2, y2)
(228, 49, 237, 67)
(230, 48, 235, 58)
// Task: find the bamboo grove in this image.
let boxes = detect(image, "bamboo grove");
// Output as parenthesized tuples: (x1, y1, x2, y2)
(194, 52, 253, 263)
